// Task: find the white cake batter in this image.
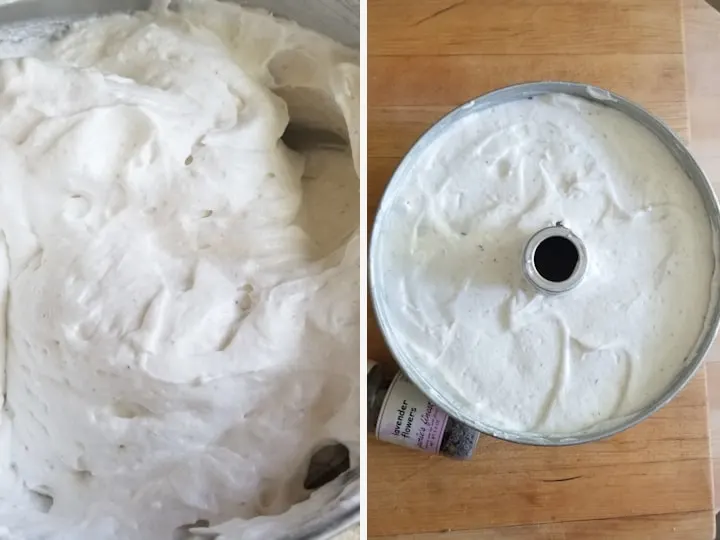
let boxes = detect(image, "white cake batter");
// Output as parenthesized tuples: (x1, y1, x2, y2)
(0, 1, 359, 538)
(373, 93, 714, 435)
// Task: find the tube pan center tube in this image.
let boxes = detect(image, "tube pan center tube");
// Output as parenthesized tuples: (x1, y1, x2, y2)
(523, 223, 588, 295)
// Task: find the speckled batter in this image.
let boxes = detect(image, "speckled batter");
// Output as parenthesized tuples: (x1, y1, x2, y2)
(0, 1, 359, 538)
(373, 93, 713, 435)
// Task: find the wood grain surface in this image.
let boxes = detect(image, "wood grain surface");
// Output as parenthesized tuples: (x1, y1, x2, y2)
(685, 0, 720, 516)
(367, 0, 715, 538)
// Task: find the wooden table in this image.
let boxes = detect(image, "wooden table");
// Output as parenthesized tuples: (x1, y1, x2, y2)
(686, 0, 720, 512)
(367, 1, 715, 538)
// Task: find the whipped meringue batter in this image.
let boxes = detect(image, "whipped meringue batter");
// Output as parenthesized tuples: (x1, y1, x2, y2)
(0, 1, 359, 538)
(373, 93, 714, 436)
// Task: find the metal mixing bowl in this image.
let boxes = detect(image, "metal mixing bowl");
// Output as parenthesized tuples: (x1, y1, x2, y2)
(0, 1, 360, 538)
(370, 81, 720, 446)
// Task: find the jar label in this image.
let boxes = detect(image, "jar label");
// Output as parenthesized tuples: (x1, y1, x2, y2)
(375, 372, 449, 454)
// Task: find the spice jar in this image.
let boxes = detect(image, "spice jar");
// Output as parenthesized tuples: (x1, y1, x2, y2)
(367, 360, 480, 459)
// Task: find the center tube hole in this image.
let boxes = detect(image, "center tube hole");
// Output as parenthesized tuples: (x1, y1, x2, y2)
(533, 235, 579, 283)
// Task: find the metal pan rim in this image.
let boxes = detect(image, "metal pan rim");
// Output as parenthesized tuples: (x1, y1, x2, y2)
(369, 81, 720, 446)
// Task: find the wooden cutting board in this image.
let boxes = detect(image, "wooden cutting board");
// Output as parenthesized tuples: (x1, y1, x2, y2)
(367, 0, 715, 538)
